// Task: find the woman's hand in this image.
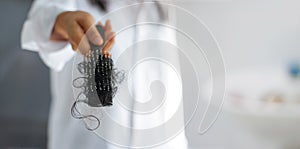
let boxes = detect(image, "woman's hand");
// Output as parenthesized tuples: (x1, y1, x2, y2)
(50, 11, 115, 57)
(97, 20, 115, 58)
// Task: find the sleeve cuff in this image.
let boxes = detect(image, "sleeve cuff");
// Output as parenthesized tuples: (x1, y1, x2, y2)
(39, 44, 75, 72)
(21, 2, 76, 71)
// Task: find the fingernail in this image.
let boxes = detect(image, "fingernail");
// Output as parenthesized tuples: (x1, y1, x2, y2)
(94, 37, 103, 45)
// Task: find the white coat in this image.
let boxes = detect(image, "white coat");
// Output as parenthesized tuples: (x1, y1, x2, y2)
(21, 0, 188, 148)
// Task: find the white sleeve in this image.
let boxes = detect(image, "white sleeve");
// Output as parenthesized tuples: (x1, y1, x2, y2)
(21, 0, 77, 71)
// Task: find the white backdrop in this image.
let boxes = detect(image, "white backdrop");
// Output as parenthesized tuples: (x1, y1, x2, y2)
(175, 1, 300, 148)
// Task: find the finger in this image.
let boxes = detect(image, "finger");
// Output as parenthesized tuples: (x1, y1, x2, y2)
(106, 31, 115, 42)
(104, 20, 113, 40)
(70, 35, 90, 56)
(69, 23, 91, 56)
(87, 26, 103, 46)
(104, 49, 111, 58)
(104, 39, 115, 51)
(70, 42, 77, 51)
(102, 36, 115, 55)
(103, 51, 111, 58)
(104, 53, 110, 58)
(77, 35, 91, 56)
(98, 21, 108, 41)
(100, 31, 114, 54)
(105, 20, 112, 31)
(101, 41, 113, 56)
(78, 16, 103, 46)
(97, 21, 104, 28)
(103, 32, 115, 50)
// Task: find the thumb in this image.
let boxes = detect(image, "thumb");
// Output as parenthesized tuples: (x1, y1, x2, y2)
(77, 15, 103, 46)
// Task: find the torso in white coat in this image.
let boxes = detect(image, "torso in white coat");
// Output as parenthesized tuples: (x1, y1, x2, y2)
(21, 0, 188, 149)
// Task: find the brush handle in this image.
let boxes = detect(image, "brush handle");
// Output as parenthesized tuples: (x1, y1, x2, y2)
(86, 24, 113, 107)
(89, 25, 106, 52)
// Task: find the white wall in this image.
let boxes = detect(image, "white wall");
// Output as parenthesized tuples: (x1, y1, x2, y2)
(178, 0, 300, 71)
(175, 1, 300, 148)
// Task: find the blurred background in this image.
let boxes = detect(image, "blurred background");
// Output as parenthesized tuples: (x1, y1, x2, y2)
(0, 0, 299, 149)
(0, 0, 50, 148)
(178, 1, 300, 149)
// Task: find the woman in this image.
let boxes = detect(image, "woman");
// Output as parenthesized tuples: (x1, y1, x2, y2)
(21, 0, 188, 148)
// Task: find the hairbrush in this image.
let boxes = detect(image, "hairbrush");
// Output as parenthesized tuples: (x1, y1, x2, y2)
(85, 25, 116, 107)
(71, 25, 124, 130)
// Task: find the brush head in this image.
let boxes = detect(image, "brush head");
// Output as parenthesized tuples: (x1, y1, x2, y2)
(74, 25, 122, 107)
(84, 52, 116, 107)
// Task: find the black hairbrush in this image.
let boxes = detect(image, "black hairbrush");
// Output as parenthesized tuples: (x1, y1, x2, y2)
(84, 25, 116, 107)
(71, 25, 124, 130)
